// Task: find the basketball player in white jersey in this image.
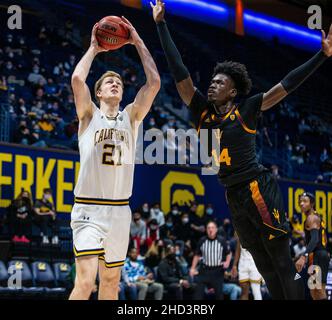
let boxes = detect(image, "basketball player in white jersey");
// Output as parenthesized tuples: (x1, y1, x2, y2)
(231, 233, 263, 300)
(69, 17, 160, 300)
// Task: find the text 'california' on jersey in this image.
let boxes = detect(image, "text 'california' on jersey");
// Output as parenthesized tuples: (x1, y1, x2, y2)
(74, 104, 140, 200)
(188, 89, 266, 187)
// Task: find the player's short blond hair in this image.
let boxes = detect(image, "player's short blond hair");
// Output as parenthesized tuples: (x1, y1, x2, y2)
(94, 71, 124, 103)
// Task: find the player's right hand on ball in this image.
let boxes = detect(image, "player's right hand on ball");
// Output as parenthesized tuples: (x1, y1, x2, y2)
(150, 0, 165, 23)
(90, 23, 108, 54)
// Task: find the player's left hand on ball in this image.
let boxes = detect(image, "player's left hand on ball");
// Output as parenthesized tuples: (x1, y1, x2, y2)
(321, 23, 332, 57)
(119, 16, 140, 45)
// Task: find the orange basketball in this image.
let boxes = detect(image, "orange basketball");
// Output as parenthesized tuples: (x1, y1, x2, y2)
(96, 16, 130, 51)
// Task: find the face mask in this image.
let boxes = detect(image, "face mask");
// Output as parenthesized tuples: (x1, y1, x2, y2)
(143, 206, 149, 212)
(172, 210, 179, 215)
(154, 209, 160, 214)
(182, 218, 189, 224)
(44, 194, 51, 200)
(166, 223, 173, 228)
(150, 225, 158, 230)
(8, 52, 14, 58)
(206, 208, 214, 215)
(175, 251, 180, 256)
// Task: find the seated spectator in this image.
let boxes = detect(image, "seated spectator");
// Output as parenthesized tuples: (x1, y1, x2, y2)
(149, 203, 165, 227)
(130, 210, 146, 255)
(167, 204, 181, 227)
(145, 219, 160, 248)
(7, 190, 33, 243)
(13, 121, 31, 145)
(123, 248, 163, 300)
(158, 244, 194, 300)
(223, 271, 242, 300)
(175, 243, 189, 275)
(173, 213, 192, 248)
(293, 237, 306, 260)
(187, 203, 206, 249)
(144, 239, 165, 270)
(140, 202, 150, 221)
(34, 188, 58, 244)
(119, 269, 138, 301)
(27, 65, 46, 85)
(222, 218, 234, 240)
(159, 215, 176, 241)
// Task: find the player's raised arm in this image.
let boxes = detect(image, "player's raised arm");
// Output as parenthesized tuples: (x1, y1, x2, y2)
(261, 24, 332, 111)
(119, 17, 161, 122)
(151, 0, 195, 106)
(71, 23, 107, 123)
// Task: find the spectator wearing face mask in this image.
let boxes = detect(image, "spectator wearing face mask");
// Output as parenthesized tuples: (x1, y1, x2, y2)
(158, 244, 194, 300)
(149, 203, 165, 227)
(174, 213, 192, 248)
(168, 204, 181, 227)
(8, 190, 33, 243)
(130, 210, 146, 255)
(34, 188, 58, 244)
(27, 65, 46, 85)
(187, 203, 206, 250)
(140, 202, 150, 221)
(145, 219, 160, 248)
(159, 215, 176, 241)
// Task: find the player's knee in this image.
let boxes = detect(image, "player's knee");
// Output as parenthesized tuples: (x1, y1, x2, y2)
(100, 271, 120, 289)
(75, 278, 96, 294)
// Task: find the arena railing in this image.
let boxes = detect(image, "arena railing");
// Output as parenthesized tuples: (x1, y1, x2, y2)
(0, 104, 10, 143)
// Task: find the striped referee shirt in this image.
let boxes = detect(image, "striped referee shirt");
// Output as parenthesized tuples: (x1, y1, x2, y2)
(195, 235, 230, 267)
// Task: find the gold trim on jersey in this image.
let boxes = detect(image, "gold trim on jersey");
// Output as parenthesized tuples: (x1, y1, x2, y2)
(235, 109, 256, 134)
(75, 197, 129, 206)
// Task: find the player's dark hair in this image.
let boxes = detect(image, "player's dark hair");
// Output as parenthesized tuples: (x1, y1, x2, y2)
(213, 61, 252, 96)
(299, 192, 315, 207)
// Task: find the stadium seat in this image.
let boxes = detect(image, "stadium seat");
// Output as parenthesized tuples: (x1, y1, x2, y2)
(31, 261, 56, 288)
(7, 260, 33, 287)
(7, 260, 43, 296)
(53, 262, 71, 287)
(0, 260, 8, 287)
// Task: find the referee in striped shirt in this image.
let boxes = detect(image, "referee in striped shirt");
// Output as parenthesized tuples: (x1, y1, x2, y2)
(190, 221, 232, 299)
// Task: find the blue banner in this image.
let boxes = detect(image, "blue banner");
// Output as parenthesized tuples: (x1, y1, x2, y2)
(1, 143, 331, 235)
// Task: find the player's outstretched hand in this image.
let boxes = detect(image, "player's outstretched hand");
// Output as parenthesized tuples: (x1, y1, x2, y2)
(321, 23, 332, 57)
(119, 16, 141, 46)
(90, 23, 108, 54)
(150, 0, 165, 23)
